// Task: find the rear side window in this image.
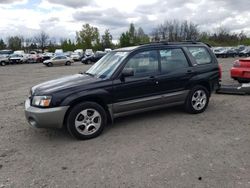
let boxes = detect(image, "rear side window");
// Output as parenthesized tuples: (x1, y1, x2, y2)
(187, 47, 212, 64)
(160, 48, 189, 73)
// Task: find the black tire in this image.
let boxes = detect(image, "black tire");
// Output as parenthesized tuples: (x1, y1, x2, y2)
(0, 61, 6, 66)
(185, 85, 209, 114)
(66, 102, 107, 140)
(65, 61, 71, 66)
(47, 62, 53, 67)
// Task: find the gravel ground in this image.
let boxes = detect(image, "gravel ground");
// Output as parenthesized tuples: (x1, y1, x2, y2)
(0, 59, 249, 188)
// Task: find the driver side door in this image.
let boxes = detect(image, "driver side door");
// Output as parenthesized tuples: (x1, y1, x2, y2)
(112, 50, 162, 115)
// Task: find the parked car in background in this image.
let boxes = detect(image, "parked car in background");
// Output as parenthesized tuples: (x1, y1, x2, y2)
(81, 51, 106, 64)
(55, 49, 63, 55)
(0, 55, 9, 66)
(0, 49, 13, 57)
(104, 48, 112, 53)
(27, 51, 43, 63)
(14, 50, 25, 55)
(25, 42, 221, 140)
(70, 52, 81, 61)
(226, 48, 238, 57)
(43, 55, 74, 67)
(213, 47, 226, 58)
(41, 52, 54, 62)
(64, 51, 73, 57)
(0, 50, 12, 66)
(231, 58, 250, 83)
(9, 54, 27, 64)
(74, 49, 84, 55)
(238, 48, 250, 57)
(85, 49, 94, 56)
(213, 47, 238, 58)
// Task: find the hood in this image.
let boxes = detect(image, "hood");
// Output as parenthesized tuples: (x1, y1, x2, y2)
(31, 73, 100, 95)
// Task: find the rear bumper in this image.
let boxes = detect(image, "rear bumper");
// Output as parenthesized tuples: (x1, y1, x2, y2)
(231, 67, 250, 79)
(24, 99, 69, 129)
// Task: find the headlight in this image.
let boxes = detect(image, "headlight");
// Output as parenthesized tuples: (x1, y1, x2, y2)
(32, 96, 52, 107)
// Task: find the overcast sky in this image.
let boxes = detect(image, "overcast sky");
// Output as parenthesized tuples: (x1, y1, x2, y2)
(1, 0, 250, 42)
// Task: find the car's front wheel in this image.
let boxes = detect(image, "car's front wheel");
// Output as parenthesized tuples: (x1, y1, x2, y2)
(0, 61, 6, 66)
(67, 102, 107, 140)
(185, 85, 209, 114)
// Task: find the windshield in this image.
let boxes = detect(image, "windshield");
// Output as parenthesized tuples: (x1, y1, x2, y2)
(86, 51, 128, 79)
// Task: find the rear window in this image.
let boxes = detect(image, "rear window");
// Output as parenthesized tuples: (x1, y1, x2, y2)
(187, 47, 212, 65)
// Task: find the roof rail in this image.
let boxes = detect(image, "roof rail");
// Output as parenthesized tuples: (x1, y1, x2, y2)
(139, 40, 211, 47)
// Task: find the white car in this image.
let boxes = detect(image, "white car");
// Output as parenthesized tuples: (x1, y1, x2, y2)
(85, 49, 94, 56)
(9, 54, 27, 64)
(70, 52, 81, 61)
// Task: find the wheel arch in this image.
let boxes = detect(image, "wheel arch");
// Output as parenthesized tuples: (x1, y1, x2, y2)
(195, 81, 211, 96)
(63, 95, 113, 128)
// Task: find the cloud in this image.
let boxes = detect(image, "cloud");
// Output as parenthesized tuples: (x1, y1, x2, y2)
(2, 0, 250, 42)
(46, 0, 94, 8)
(73, 8, 129, 28)
(0, 0, 25, 4)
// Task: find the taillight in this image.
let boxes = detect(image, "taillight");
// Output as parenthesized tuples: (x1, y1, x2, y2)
(219, 64, 222, 80)
(233, 60, 240, 67)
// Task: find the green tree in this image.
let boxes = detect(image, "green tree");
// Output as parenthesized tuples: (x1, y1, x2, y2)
(61, 39, 76, 52)
(8, 36, 23, 50)
(136, 27, 150, 44)
(0, 39, 6, 50)
(119, 32, 131, 47)
(119, 23, 150, 47)
(76, 23, 100, 49)
(101, 29, 113, 49)
(128, 23, 136, 45)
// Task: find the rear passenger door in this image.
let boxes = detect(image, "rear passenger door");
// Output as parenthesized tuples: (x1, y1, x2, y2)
(157, 48, 194, 102)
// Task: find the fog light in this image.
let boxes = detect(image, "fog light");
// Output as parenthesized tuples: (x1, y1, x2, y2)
(28, 117, 37, 127)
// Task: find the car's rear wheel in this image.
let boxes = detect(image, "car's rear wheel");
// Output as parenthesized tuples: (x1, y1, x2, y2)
(0, 61, 6, 66)
(67, 102, 107, 140)
(185, 85, 209, 114)
(47, 62, 53, 67)
(65, 61, 71, 66)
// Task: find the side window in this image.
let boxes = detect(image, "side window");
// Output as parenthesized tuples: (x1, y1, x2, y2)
(124, 50, 158, 77)
(187, 47, 212, 64)
(160, 48, 189, 73)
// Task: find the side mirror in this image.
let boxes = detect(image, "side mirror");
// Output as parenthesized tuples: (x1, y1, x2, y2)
(121, 68, 134, 78)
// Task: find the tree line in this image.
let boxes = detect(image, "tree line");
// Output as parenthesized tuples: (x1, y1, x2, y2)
(1, 20, 250, 52)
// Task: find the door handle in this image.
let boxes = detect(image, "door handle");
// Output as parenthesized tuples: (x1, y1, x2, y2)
(149, 76, 159, 85)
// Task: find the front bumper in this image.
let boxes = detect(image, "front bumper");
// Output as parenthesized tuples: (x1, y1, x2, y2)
(24, 99, 69, 129)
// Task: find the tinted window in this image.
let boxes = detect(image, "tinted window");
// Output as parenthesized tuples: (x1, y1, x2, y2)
(124, 50, 158, 77)
(160, 49, 189, 73)
(188, 47, 212, 64)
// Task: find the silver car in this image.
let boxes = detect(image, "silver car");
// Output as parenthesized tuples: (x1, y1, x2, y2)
(43, 55, 74, 67)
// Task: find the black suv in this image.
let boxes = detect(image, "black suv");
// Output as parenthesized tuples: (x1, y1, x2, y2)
(25, 42, 221, 140)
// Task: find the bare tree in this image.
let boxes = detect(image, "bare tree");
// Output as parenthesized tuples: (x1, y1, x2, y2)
(152, 20, 199, 42)
(34, 31, 49, 52)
